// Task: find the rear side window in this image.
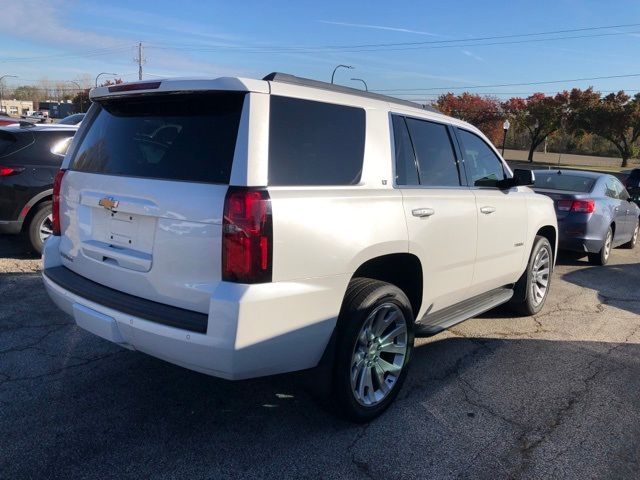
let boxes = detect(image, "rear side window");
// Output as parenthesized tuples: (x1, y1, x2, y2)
(71, 93, 245, 184)
(457, 129, 507, 187)
(268, 96, 365, 186)
(0, 131, 17, 157)
(405, 117, 461, 187)
(392, 116, 419, 186)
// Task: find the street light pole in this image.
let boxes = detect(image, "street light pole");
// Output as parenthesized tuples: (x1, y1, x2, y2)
(68, 81, 84, 113)
(331, 64, 353, 84)
(502, 119, 510, 157)
(95, 72, 119, 87)
(0, 75, 17, 114)
(350, 78, 368, 91)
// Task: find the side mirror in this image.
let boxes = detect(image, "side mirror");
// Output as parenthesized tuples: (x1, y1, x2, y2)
(497, 168, 534, 189)
(512, 168, 535, 187)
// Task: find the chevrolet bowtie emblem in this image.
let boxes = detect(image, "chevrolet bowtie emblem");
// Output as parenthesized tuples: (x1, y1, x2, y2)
(98, 197, 119, 211)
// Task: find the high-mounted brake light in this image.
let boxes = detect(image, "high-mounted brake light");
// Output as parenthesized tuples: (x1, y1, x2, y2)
(557, 199, 595, 214)
(222, 187, 272, 283)
(0, 166, 24, 176)
(52, 169, 67, 236)
(108, 81, 161, 92)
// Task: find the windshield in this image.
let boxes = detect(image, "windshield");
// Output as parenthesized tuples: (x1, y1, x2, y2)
(534, 172, 596, 193)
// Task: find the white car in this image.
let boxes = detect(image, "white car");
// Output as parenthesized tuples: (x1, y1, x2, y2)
(42, 74, 558, 421)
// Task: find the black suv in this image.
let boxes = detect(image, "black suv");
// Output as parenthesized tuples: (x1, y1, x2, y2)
(0, 123, 77, 253)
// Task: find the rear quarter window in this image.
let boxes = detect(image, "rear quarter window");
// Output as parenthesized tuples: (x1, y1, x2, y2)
(70, 93, 245, 184)
(268, 96, 365, 186)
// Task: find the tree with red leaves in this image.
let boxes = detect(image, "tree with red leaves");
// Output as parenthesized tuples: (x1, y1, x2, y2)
(435, 92, 502, 145)
(503, 92, 568, 162)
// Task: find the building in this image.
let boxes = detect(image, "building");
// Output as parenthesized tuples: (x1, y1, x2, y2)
(0, 99, 33, 116)
(37, 100, 76, 119)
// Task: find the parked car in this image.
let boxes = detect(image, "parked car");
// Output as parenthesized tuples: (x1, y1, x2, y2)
(0, 112, 18, 127)
(42, 74, 557, 421)
(533, 169, 639, 265)
(625, 168, 640, 196)
(21, 111, 48, 123)
(57, 113, 85, 126)
(0, 123, 78, 253)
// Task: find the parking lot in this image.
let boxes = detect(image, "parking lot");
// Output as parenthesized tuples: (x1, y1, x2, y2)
(1, 234, 639, 479)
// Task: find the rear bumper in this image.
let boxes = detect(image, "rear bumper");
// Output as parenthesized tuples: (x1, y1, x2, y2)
(0, 220, 22, 234)
(42, 237, 347, 380)
(557, 218, 604, 253)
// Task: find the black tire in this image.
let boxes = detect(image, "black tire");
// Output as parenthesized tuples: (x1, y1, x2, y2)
(331, 278, 414, 422)
(26, 201, 53, 255)
(588, 227, 613, 265)
(623, 220, 639, 249)
(508, 235, 553, 316)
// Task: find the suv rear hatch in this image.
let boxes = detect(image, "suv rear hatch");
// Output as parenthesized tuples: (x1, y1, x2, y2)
(58, 91, 246, 313)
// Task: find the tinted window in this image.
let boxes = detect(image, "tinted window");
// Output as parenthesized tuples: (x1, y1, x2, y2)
(458, 129, 506, 187)
(610, 178, 629, 199)
(392, 115, 419, 186)
(605, 179, 618, 199)
(268, 96, 365, 186)
(0, 130, 17, 157)
(405, 118, 460, 187)
(534, 173, 596, 193)
(71, 93, 245, 184)
(0, 130, 38, 159)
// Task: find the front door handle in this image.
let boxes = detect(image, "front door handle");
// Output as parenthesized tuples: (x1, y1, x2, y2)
(480, 206, 496, 214)
(412, 207, 435, 218)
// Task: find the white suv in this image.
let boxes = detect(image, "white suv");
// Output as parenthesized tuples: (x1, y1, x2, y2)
(43, 73, 557, 421)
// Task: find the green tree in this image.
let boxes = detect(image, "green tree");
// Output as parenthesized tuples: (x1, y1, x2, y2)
(569, 89, 640, 167)
(502, 92, 568, 162)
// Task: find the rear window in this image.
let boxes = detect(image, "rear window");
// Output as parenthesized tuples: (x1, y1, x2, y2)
(0, 130, 34, 159)
(0, 131, 16, 156)
(268, 96, 365, 186)
(71, 93, 245, 184)
(534, 173, 596, 193)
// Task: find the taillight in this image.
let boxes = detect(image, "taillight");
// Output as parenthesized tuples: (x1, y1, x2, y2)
(0, 166, 24, 176)
(52, 169, 66, 236)
(222, 187, 272, 283)
(557, 199, 595, 213)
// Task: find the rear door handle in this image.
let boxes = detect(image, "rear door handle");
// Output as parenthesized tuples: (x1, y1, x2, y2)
(480, 206, 496, 214)
(412, 208, 435, 217)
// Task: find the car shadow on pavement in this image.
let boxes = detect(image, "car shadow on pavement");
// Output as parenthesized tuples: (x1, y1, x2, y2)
(562, 261, 640, 315)
(2, 296, 640, 480)
(0, 234, 39, 260)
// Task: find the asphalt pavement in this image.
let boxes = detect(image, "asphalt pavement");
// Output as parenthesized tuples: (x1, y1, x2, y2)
(1, 235, 639, 479)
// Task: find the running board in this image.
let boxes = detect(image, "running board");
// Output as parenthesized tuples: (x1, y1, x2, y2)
(415, 287, 514, 337)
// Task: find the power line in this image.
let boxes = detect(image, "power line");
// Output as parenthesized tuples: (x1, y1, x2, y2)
(0, 44, 133, 63)
(372, 73, 640, 92)
(147, 22, 640, 53)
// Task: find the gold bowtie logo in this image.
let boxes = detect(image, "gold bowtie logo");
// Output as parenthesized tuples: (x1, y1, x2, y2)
(98, 197, 119, 211)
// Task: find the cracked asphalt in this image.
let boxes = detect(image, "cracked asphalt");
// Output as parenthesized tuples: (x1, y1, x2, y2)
(1, 234, 639, 479)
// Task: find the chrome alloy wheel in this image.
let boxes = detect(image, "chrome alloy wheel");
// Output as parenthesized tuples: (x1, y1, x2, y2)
(38, 213, 54, 244)
(530, 245, 551, 306)
(603, 230, 612, 261)
(350, 303, 408, 406)
(632, 223, 639, 245)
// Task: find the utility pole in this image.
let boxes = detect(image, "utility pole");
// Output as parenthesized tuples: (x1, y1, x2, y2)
(135, 42, 145, 81)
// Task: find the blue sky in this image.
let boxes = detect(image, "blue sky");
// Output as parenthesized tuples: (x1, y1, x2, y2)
(2, 0, 640, 100)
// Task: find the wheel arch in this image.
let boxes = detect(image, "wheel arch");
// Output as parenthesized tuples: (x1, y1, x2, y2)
(19, 189, 53, 231)
(535, 225, 557, 264)
(349, 253, 423, 318)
